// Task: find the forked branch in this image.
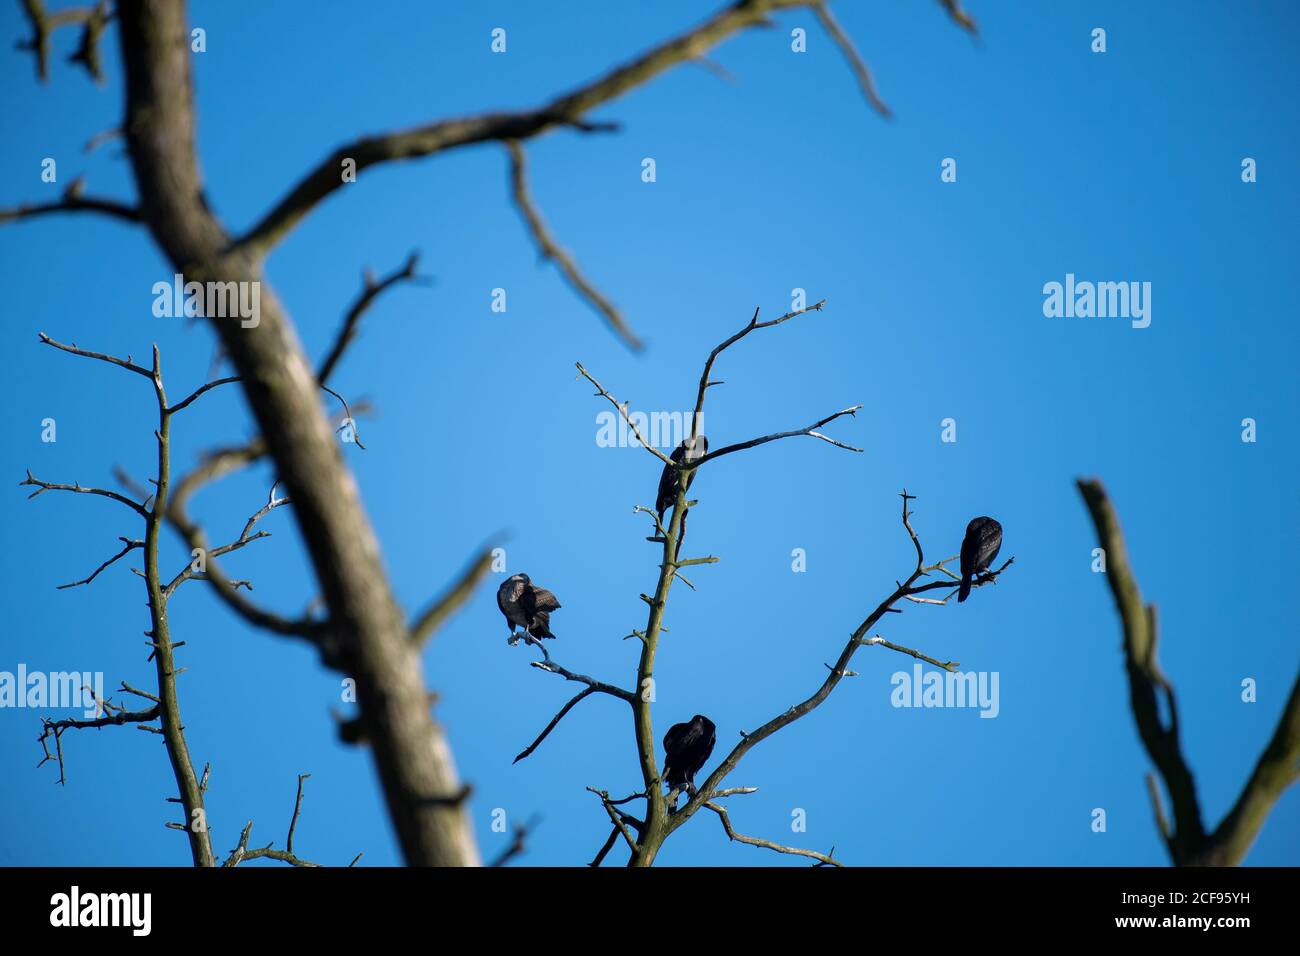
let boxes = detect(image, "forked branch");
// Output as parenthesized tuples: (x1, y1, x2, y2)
(1078, 477, 1300, 866)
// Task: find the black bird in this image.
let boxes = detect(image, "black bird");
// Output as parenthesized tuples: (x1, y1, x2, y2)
(655, 435, 708, 522)
(958, 516, 1003, 603)
(662, 714, 716, 794)
(497, 573, 562, 641)
(656, 435, 707, 557)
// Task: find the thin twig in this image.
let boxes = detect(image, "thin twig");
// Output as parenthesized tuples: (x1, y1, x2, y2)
(166, 376, 240, 415)
(689, 301, 827, 442)
(317, 252, 424, 385)
(523, 639, 636, 703)
(21, 469, 148, 518)
(813, 3, 891, 117)
(514, 686, 600, 764)
(694, 405, 864, 465)
(488, 815, 541, 867)
(56, 537, 143, 589)
(409, 544, 498, 647)
(286, 773, 309, 855)
(507, 140, 640, 350)
(588, 788, 638, 854)
(574, 363, 673, 465)
(36, 331, 152, 378)
(705, 801, 841, 866)
(862, 635, 959, 673)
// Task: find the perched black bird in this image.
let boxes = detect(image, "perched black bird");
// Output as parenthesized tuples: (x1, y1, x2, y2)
(656, 436, 707, 558)
(497, 573, 562, 641)
(662, 714, 716, 794)
(958, 516, 1003, 603)
(655, 435, 708, 522)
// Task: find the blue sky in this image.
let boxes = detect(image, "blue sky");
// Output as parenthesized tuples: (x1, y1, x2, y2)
(1, 0, 1297, 867)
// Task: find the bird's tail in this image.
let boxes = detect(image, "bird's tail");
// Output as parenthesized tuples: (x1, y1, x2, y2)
(529, 610, 556, 640)
(958, 573, 972, 603)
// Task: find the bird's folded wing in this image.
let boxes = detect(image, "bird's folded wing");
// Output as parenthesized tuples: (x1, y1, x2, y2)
(976, 524, 1002, 554)
(531, 587, 561, 611)
(663, 723, 686, 752)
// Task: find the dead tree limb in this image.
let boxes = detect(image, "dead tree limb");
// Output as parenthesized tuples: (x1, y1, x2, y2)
(25, 336, 348, 867)
(1078, 477, 1300, 866)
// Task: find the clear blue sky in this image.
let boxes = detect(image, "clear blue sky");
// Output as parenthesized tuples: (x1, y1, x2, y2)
(1, 1, 1296, 867)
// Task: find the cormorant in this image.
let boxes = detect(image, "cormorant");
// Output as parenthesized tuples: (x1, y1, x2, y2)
(497, 573, 562, 641)
(656, 435, 707, 557)
(958, 516, 1002, 603)
(663, 714, 716, 794)
(655, 435, 708, 521)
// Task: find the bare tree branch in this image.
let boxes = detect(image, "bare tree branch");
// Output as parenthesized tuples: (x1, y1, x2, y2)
(588, 788, 639, 854)
(38, 701, 161, 786)
(937, 0, 979, 34)
(317, 252, 425, 385)
(1211, 672, 1300, 865)
(319, 383, 366, 450)
(29, 342, 221, 865)
(506, 140, 639, 350)
(165, 248, 405, 507)
(1078, 477, 1300, 866)
(166, 376, 240, 415)
(286, 772, 309, 856)
(170, 441, 268, 513)
(488, 815, 541, 867)
(21, 469, 148, 517)
(36, 331, 152, 378)
(409, 544, 497, 648)
(589, 826, 622, 867)
(16, 0, 113, 83)
(0, 188, 139, 226)
(55, 536, 143, 590)
(689, 300, 827, 444)
(163, 484, 288, 597)
(220, 774, 357, 867)
(813, 3, 891, 117)
(705, 801, 841, 866)
(232, 0, 856, 260)
(140, 345, 217, 866)
(224, 823, 320, 868)
(694, 404, 865, 464)
(863, 635, 960, 673)
(514, 686, 600, 764)
(166, 493, 320, 641)
(575, 363, 675, 466)
(522, 638, 636, 703)
(83, 124, 123, 154)
(1077, 477, 1204, 861)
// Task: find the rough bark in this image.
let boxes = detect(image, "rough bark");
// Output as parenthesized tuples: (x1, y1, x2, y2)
(116, 0, 478, 865)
